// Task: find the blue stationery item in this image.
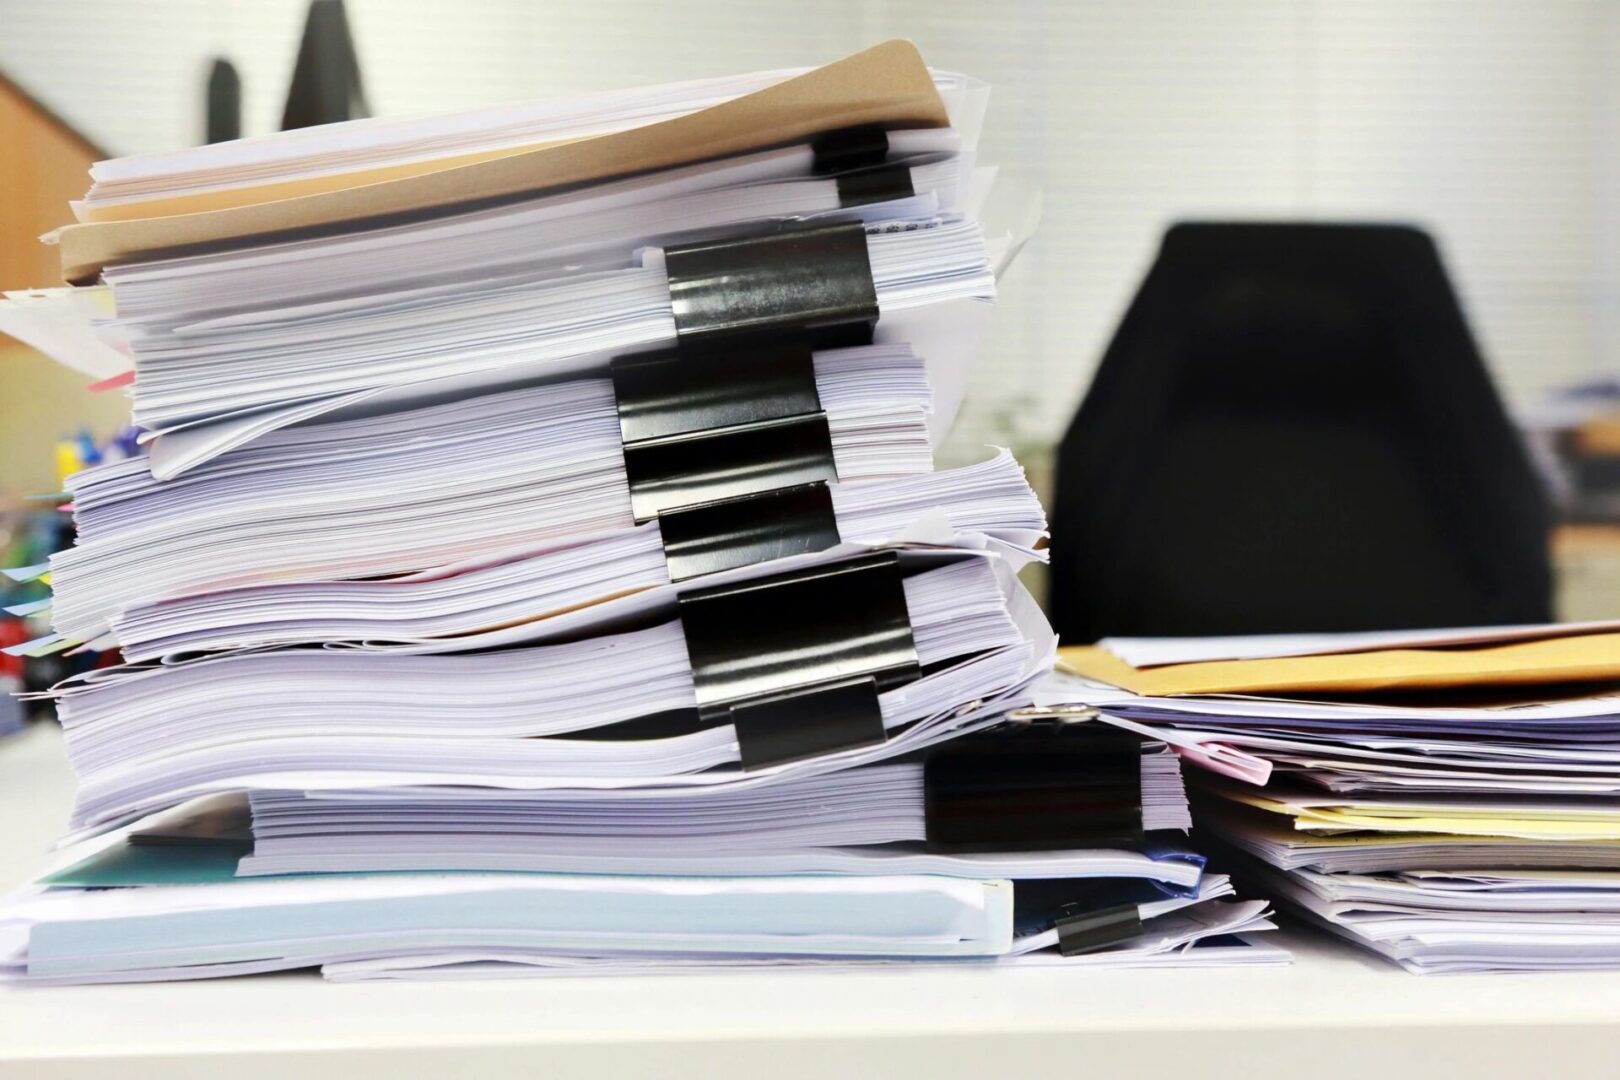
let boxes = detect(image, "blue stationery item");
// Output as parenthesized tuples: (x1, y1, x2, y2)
(17, 874, 1016, 981)
(1143, 843, 1208, 898)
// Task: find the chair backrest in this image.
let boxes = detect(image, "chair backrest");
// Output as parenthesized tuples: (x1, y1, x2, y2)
(1050, 222, 1552, 643)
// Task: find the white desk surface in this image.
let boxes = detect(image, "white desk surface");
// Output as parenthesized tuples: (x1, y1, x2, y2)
(2, 721, 1617, 1079)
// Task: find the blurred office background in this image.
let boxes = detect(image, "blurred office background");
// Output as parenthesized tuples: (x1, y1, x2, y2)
(1, 0, 1618, 620)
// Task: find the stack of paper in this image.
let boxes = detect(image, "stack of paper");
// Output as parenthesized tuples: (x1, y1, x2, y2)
(1044, 623, 1620, 973)
(105, 451, 1044, 661)
(110, 219, 996, 479)
(3, 859, 1278, 985)
(73, 67, 986, 219)
(43, 345, 951, 642)
(0, 42, 1284, 983)
(57, 554, 1038, 828)
(236, 745, 1194, 877)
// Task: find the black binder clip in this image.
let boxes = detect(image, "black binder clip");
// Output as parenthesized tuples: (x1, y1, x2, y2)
(613, 339, 823, 445)
(611, 340, 839, 525)
(1013, 880, 1149, 955)
(658, 484, 841, 582)
(678, 551, 919, 770)
(812, 125, 891, 174)
(623, 220, 889, 580)
(1053, 903, 1145, 957)
(663, 222, 878, 352)
(833, 164, 916, 208)
(922, 725, 1147, 853)
(811, 125, 916, 208)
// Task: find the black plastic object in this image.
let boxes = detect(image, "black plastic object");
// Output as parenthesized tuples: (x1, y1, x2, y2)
(811, 126, 891, 174)
(1051, 222, 1553, 642)
(622, 414, 836, 523)
(664, 223, 878, 352)
(612, 344, 823, 444)
(835, 165, 915, 208)
(678, 551, 919, 770)
(659, 484, 841, 582)
(613, 343, 838, 523)
(923, 725, 1145, 853)
(1054, 904, 1145, 957)
(812, 126, 914, 206)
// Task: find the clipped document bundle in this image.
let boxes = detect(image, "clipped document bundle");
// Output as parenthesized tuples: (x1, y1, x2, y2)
(1043, 623, 1620, 973)
(46, 344, 950, 641)
(106, 452, 1045, 661)
(0, 42, 1285, 983)
(235, 743, 1196, 879)
(58, 551, 1047, 827)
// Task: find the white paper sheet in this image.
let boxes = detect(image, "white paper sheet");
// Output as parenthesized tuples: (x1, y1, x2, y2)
(1100, 622, 1620, 668)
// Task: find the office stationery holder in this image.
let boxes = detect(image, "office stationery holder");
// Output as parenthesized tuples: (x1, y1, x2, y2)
(678, 551, 918, 770)
(813, 125, 917, 206)
(657, 484, 841, 582)
(617, 218, 894, 576)
(810, 125, 916, 206)
(834, 164, 915, 207)
(664, 221, 878, 352)
(611, 338, 844, 580)
(1011, 879, 1149, 956)
(812, 125, 892, 174)
(1053, 903, 1145, 957)
(922, 726, 1146, 853)
(612, 341, 838, 525)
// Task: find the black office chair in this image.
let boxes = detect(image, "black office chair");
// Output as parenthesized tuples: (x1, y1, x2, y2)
(1049, 222, 1552, 643)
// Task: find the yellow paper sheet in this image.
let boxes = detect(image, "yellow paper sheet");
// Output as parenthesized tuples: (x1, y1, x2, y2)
(1208, 800, 1620, 851)
(1219, 788, 1620, 841)
(1058, 631, 1620, 697)
(55, 40, 947, 283)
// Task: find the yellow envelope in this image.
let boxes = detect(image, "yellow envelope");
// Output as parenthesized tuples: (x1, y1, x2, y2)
(1058, 631, 1620, 697)
(56, 40, 947, 283)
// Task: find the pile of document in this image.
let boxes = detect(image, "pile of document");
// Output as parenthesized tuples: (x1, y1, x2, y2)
(0, 42, 1282, 983)
(1043, 622, 1620, 973)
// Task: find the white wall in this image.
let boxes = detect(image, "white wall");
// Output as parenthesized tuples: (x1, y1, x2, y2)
(1, 0, 1616, 460)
